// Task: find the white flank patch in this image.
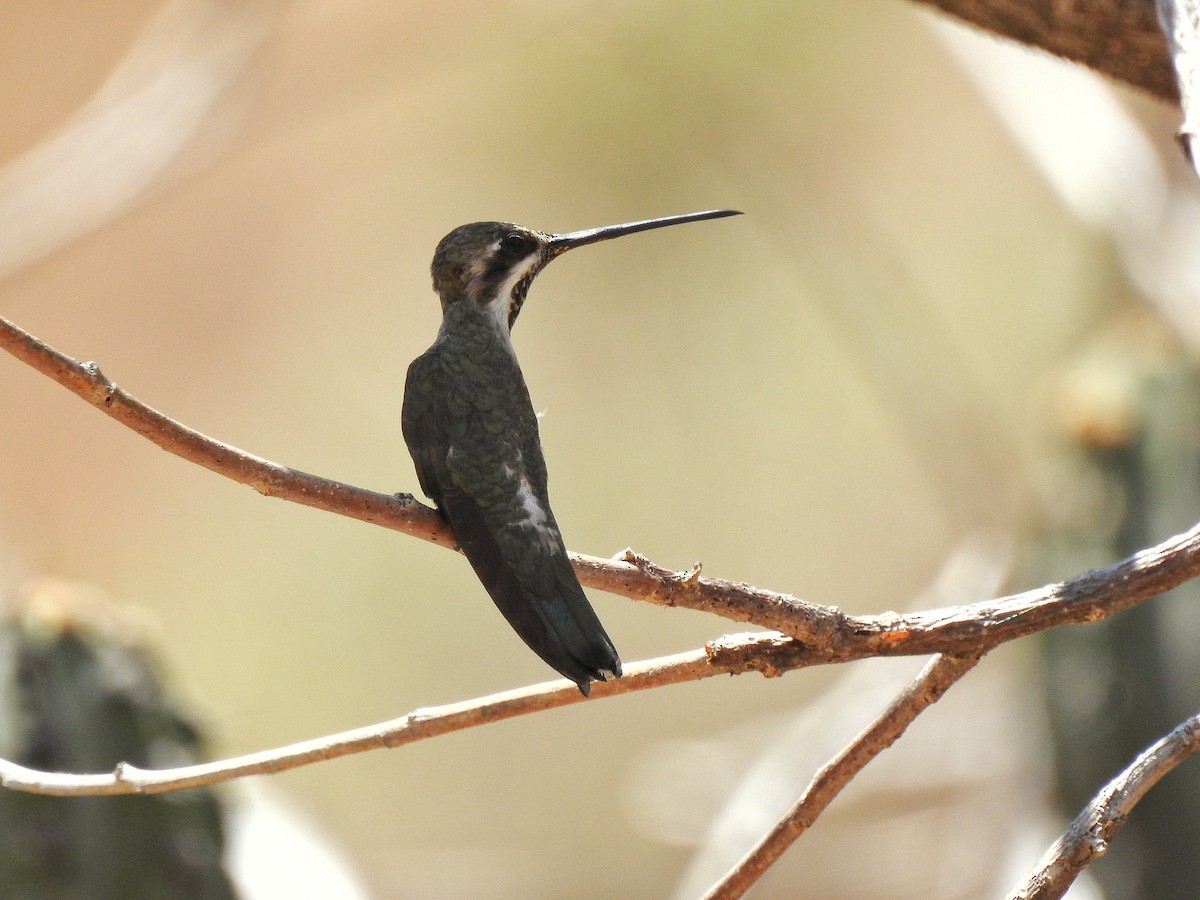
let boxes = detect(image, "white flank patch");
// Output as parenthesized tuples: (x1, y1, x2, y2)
(515, 475, 559, 550)
(515, 476, 548, 526)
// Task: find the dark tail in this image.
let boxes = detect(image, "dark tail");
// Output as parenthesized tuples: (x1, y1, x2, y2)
(476, 546, 622, 696)
(440, 491, 622, 695)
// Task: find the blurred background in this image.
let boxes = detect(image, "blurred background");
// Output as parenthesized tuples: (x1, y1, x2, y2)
(2, 1, 1198, 897)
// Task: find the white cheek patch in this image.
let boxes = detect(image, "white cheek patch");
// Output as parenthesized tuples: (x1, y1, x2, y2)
(483, 255, 540, 338)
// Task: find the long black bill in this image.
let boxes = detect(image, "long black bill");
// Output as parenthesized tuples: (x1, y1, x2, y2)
(547, 209, 742, 255)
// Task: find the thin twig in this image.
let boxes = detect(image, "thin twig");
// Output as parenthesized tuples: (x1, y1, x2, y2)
(0, 631, 813, 796)
(702, 652, 984, 900)
(1010, 710, 1200, 900)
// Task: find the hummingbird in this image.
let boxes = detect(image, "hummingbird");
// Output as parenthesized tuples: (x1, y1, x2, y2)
(402, 209, 741, 695)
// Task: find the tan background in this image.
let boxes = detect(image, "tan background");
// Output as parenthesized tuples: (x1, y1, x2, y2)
(0, 1, 1142, 896)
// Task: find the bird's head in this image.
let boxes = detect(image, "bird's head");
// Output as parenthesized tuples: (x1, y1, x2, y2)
(429, 210, 742, 331)
(430, 222, 554, 330)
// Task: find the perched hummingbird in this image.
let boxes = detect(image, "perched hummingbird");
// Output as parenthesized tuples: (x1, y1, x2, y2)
(402, 209, 741, 695)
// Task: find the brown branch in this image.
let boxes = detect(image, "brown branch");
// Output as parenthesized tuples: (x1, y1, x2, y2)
(6, 315, 1200, 662)
(1011, 710, 1200, 899)
(702, 652, 984, 900)
(0, 316, 454, 547)
(0, 631, 813, 797)
(910, 0, 1178, 102)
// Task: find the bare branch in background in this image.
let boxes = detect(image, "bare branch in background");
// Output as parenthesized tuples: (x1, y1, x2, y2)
(911, 0, 1176, 101)
(703, 652, 984, 900)
(0, 0, 271, 281)
(1010, 711, 1200, 899)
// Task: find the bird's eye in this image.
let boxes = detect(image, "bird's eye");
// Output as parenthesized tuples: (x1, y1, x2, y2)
(500, 233, 529, 255)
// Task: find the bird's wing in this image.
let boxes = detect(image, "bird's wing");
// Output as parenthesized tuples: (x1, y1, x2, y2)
(402, 348, 620, 690)
(401, 352, 450, 506)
